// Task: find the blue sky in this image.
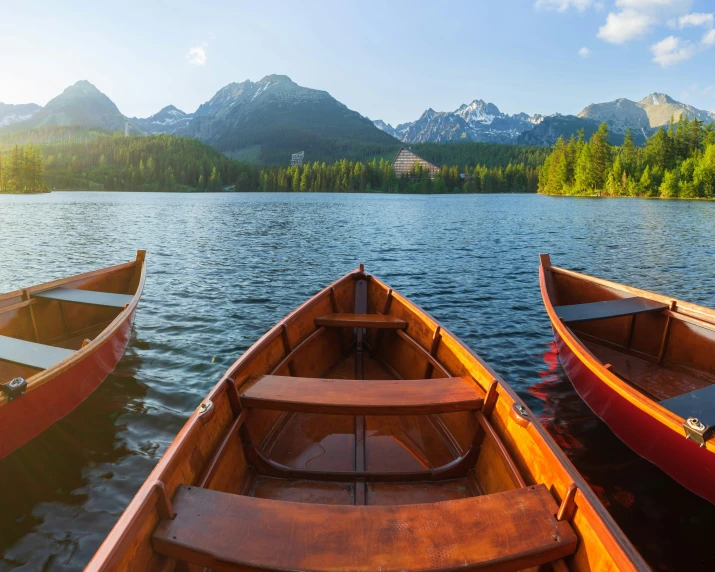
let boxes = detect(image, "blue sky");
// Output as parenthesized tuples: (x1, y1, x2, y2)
(1, 0, 714, 124)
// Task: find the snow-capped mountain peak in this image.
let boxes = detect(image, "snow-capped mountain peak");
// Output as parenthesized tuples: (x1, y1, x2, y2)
(0, 103, 41, 127)
(134, 105, 193, 134)
(374, 99, 542, 144)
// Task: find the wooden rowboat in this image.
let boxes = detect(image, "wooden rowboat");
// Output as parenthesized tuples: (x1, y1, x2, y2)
(90, 266, 646, 571)
(540, 254, 715, 505)
(0, 251, 146, 458)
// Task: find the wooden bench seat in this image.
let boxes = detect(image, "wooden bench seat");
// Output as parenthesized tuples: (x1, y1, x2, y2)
(239, 375, 485, 415)
(153, 484, 577, 572)
(0, 335, 75, 370)
(661, 384, 715, 427)
(554, 296, 667, 323)
(315, 313, 407, 329)
(33, 287, 134, 309)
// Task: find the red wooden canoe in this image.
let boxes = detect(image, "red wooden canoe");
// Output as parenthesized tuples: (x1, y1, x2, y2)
(540, 254, 715, 504)
(89, 266, 647, 571)
(0, 251, 146, 458)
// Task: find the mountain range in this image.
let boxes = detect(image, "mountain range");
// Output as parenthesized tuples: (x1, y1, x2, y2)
(176, 74, 397, 163)
(2, 77, 714, 163)
(0, 103, 41, 127)
(375, 101, 544, 145)
(2, 80, 142, 134)
(0, 76, 396, 163)
(133, 105, 192, 134)
(376, 93, 715, 147)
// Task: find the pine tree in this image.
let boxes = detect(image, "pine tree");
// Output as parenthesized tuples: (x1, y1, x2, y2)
(621, 128, 637, 175)
(646, 128, 670, 169)
(209, 166, 222, 191)
(639, 165, 653, 196)
(660, 169, 679, 198)
(590, 123, 610, 189)
(574, 143, 594, 192)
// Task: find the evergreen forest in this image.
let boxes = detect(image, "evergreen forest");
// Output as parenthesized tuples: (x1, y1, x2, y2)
(0, 145, 47, 193)
(539, 118, 715, 198)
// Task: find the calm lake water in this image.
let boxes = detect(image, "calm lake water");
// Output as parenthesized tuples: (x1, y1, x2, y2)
(1, 192, 714, 570)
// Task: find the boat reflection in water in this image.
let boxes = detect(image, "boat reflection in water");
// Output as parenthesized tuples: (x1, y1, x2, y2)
(531, 341, 715, 570)
(0, 340, 149, 569)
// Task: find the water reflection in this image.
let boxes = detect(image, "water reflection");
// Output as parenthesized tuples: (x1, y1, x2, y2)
(530, 342, 715, 570)
(1, 192, 714, 569)
(0, 337, 148, 570)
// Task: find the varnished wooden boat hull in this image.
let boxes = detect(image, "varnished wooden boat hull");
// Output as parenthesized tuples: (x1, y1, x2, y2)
(90, 267, 647, 571)
(553, 327, 715, 504)
(0, 307, 136, 458)
(540, 255, 715, 505)
(0, 253, 145, 458)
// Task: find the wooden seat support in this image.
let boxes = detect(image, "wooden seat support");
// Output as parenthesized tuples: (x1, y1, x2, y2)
(315, 313, 407, 329)
(33, 287, 134, 309)
(0, 334, 74, 370)
(240, 375, 485, 415)
(554, 296, 667, 323)
(153, 484, 577, 572)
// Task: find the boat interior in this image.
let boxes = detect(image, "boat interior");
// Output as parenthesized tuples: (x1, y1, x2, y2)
(121, 269, 644, 572)
(0, 252, 144, 396)
(543, 257, 715, 427)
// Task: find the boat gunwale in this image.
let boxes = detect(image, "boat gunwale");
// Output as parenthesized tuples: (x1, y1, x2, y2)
(372, 273, 646, 571)
(86, 267, 361, 570)
(539, 261, 715, 455)
(0, 255, 146, 406)
(88, 265, 648, 571)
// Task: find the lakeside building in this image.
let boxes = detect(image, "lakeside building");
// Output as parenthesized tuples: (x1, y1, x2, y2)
(392, 147, 439, 179)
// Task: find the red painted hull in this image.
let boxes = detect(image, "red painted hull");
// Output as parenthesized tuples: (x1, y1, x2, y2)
(0, 307, 136, 459)
(554, 327, 715, 505)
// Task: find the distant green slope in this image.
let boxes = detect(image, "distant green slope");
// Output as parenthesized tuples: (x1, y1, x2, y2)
(183, 75, 401, 165)
(409, 141, 549, 168)
(517, 115, 648, 147)
(205, 103, 401, 165)
(1, 127, 238, 191)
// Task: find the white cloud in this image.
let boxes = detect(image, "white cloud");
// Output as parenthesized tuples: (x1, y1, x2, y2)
(703, 28, 715, 46)
(578, 47, 592, 57)
(186, 45, 207, 66)
(616, 0, 692, 11)
(651, 35, 696, 66)
(598, 10, 654, 43)
(598, 0, 695, 44)
(678, 12, 714, 28)
(535, 0, 593, 12)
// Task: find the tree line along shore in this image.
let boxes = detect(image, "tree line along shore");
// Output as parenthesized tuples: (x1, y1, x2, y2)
(1, 121, 713, 197)
(539, 117, 715, 199)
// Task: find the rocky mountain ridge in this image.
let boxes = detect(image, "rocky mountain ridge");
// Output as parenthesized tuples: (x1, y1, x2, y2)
(374, 100, 544, 144)
(3, 79, 714, 154)
(378, 93, 715, 147)
(0, 103, 41, 127)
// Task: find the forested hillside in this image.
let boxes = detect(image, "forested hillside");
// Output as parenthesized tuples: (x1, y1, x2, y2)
(410, 142, 549, 168)
(1, 127, 543, 194)
(0, 145, 47, 193)
(539, 118, 715, 198)
(234, 158, 539, 194)
(1, 127, 238, 191)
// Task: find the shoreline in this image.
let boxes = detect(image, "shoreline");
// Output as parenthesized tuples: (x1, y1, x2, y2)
(13, 189, 537, 196)
(538, 193, 715, 201)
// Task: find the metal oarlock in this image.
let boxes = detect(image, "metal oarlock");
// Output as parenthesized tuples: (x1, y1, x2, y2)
(1, 377, 27, 401)
(684, 417, 713, 448)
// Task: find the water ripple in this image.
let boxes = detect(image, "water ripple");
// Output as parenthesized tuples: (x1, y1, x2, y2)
(1, 192, 714, 569)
